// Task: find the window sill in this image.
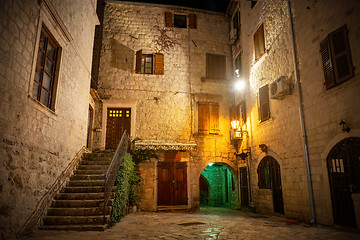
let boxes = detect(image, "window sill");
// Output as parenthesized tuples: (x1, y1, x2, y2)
(29, 95, 58, 118)
(258, 117, 273, 126)
(193, 133, 223, 138)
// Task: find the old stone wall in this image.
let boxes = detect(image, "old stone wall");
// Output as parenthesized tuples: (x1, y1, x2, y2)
(291, 0, 360, 225)
(0, 0, 97, 237)
(95, 1, 237, 210)
(233, 0, 360, 225)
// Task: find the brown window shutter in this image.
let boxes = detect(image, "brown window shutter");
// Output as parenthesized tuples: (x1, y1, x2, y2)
(209, 103, 219, 134)
(329, 25, 354, 84)
(320, 37, 335, 89)
(198, 102, 209, 134)
(164, 151, 182, 161)
(259, 85, 270, 122)
(135, 49, 142, 73)
(259, 24, 265, 57)
(254, 31, 259, 60)
(154, 53, 164, 75)
(165, 12, 173, 27)
(188, 13, 197, 29)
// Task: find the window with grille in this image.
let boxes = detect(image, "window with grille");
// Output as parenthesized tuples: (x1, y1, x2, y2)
(32, 25, 59, 109)
(253, 24, 265, 62)
(198, 102, 219, 135)
(258, 85, 270, 122)
(135, 50, 164, 75)
(320, 25, 354, 90)
(258, 158, 271, 189)
(206, 53, 226, 80)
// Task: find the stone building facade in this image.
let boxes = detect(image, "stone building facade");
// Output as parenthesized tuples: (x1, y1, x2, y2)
(0, 0, 98, 238)
(93, 1, 239, 211)
(229, 0, 360, 227)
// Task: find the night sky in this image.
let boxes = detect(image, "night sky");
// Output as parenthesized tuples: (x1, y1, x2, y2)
(116, 0, 230, 13)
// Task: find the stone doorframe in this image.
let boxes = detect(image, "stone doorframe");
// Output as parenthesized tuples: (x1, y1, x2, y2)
(320, 129, 360, 225)
(100, 100, 137, 149)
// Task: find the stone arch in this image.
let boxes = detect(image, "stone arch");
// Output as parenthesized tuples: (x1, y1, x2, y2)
(319, 129, 360, 225)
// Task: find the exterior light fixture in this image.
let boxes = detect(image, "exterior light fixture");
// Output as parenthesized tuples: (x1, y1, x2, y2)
(236, 149, 250, 160)
(234, 80, 247, 91)
(259, 144, 268, 153)
(339, 120, 350, 133)
(208, 163, 214, 167)
(231, 120, 242, 139)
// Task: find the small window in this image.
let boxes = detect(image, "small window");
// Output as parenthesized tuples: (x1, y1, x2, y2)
(258, 85, 270, 122)
(254, 24, 265, 61)
(174, 14, 187, 28)
(135, 50, 164, 75)
(206, 53, 226, 80)
(32, 25, 59, 109)
(198, 102, 219, 135)
(320, 25, 354, 90)
(232, 11, 240, 41)
(165, 12, 197, 29)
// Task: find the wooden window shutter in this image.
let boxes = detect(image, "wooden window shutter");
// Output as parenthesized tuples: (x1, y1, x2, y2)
(198, 102, 209, 134)
(329, 25, 354, 85)
(209, 103, 219, 134)
(259, 25, 265, 56)
(165, 12, 173, 27)
(254, 30, 259, 60)
(320, 37, 335, 89)
(135, 49, 142, 73)
(188, 13, 197, 29)
(259, 85, 270, 122)
(154, 53, 164, 75)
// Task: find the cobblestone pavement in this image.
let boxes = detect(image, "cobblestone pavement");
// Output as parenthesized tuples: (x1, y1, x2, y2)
(22, 207, 360, 240)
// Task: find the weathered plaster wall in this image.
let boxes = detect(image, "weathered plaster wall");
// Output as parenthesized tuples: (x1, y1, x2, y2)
(96, 1, 237, 210)
(0, 0, 97, 237)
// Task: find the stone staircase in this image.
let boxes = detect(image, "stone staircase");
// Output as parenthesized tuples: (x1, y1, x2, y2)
(40, 150, 116, 231)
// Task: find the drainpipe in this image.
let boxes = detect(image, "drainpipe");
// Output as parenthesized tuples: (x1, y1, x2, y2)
(287, 0, 316, 224)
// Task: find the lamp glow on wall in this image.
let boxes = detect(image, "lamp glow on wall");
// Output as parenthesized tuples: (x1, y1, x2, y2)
(231, 120, 242, 139)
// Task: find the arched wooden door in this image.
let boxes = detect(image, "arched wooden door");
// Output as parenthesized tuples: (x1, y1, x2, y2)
(258, 156, 284, 214)
(327, 137, 360, 227)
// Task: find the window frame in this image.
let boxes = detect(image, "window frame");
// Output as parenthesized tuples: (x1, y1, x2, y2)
(32, 25, 60, 110)
(135, 50, 164, 75)
(253, 24, 265, 62)
(174, 14, 187, 28)
(165, 12, 197, 29)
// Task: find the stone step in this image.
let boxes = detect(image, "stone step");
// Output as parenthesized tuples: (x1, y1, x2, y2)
(68, 180, 105, 187)
(83, 155, 113, 161)
(55, 192, 115, 200)
(78, 165, 108, 171)
(51, 199, 113, 208)
(62, 186, 116, 193)
(80, 160, 111, 165)
(39, 224, 107, 231)
(70, 175, 104, 181)
(75, 169, 106, 175)
(47, 207, 111, 216)
(43, 215, 109, 225)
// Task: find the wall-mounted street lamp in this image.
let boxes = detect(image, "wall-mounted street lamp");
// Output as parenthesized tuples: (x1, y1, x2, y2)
(339, 120, 350, 133)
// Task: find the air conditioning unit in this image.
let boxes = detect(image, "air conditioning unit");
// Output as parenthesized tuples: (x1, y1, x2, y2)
(229, 28, 237, 44)
(270, 77, 291, 100)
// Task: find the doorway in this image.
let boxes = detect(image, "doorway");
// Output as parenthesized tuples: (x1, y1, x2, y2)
(327, 137, 360, 228)
(258, 156, 284, 214)
(158, 161, 188, 206)
(86, 106, 94, 149)
(105, 108, 131, 149)
(239, 167, 249, 207)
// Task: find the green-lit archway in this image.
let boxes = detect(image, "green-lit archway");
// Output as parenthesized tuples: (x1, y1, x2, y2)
(200, 163, 237, 208)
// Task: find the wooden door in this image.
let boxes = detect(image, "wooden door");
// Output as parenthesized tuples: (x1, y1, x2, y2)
(105, 108, 131, 149)
(158, 162, 187, 206)
(239, 167, 249, 207)
(327, 137, 360, 227)
(270, 159, 284, 214)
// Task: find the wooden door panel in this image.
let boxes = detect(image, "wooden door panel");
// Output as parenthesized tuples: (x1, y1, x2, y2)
(240, 167, 249, 207)
(174, 162, 187, 205)
(105, 108, 131, 149)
